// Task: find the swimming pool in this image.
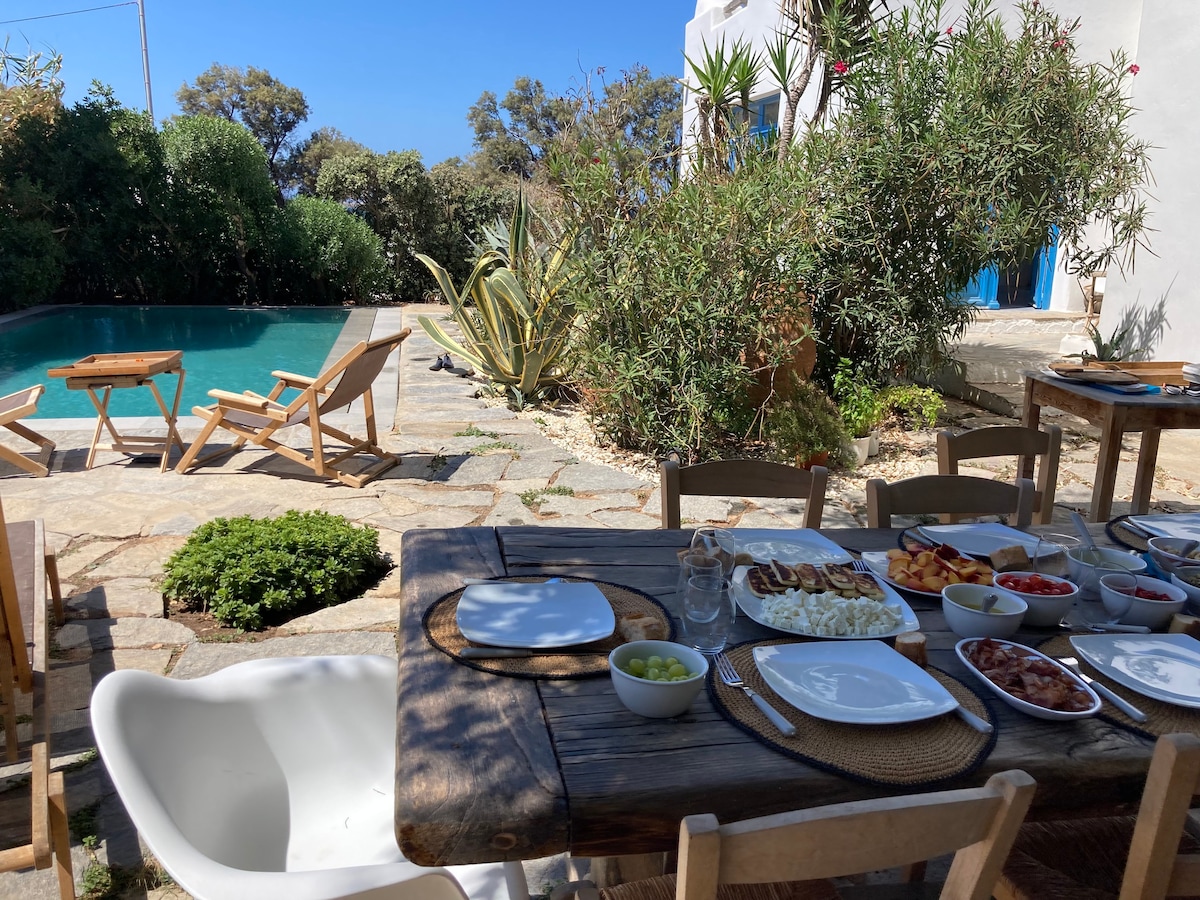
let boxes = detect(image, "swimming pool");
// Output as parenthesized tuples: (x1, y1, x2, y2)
(0, 306, 353, 419)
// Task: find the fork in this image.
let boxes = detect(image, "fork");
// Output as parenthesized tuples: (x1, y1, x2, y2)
(1061, 656, 1148, 723)
(714, 652, 796, 737)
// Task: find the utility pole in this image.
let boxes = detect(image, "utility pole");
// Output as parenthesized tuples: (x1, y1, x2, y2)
(136, 0, 153, 119)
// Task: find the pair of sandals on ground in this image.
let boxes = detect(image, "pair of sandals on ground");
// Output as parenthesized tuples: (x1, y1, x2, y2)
(429, 353, 455, 371)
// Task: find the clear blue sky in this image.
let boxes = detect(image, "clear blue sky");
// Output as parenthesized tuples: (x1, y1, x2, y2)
(1, 1, 695, 165)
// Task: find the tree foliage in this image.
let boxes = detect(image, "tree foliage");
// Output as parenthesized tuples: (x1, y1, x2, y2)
(176, 63, 310, 191)
(287, 195, 387, 304)
(0, 39, 64, 140)
(282, 125, 367, 195)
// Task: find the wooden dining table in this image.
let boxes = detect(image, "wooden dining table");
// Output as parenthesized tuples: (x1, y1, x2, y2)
(395, 525, 1165, 870)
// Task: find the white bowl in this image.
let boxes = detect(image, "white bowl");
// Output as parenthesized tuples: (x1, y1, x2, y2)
(1067, 547, 1147, 599)
(609, 640, 708, 719)
(941, 583, 1027, 639)
(1099, 573, 1187, 630)
(955, 638, 1100, 721)
(1170, 566, 1200, 613)
(1147, 537, 1200, 575)
(992, 571, 1080, 627)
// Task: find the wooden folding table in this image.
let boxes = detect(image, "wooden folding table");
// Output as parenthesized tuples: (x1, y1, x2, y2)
(47, 351, 186, 474)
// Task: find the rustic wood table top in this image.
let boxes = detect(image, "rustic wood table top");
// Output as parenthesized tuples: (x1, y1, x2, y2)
(395, 524, 1163, 867)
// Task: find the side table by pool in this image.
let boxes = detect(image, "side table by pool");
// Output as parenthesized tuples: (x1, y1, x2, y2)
(47, 351, 186, 474)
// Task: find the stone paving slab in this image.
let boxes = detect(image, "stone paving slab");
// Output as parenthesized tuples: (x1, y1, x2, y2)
(170, 631, 398, 679)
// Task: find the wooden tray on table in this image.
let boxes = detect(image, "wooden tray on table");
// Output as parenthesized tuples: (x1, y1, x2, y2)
(47, 350, 183, 381)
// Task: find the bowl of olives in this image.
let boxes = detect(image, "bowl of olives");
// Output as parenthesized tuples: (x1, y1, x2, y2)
(609, 640, 708, 718)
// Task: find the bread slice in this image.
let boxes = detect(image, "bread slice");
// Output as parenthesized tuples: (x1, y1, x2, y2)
(618, 613, 666, 643)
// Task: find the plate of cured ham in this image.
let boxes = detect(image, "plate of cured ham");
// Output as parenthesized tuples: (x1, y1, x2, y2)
(955, 637, 1100, 721)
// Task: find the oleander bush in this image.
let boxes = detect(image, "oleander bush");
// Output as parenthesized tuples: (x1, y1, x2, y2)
(161, 511, 388, 630)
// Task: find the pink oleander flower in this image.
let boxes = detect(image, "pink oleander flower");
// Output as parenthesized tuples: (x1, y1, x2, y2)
(1129, 63, 1141, 75)
(833, 60, 849, 75)
(946, 26, 953, 34)
(1052, 39, 1064, 49)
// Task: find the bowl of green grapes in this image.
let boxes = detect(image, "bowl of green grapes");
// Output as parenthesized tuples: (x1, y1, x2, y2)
(609, 640, 708, 718)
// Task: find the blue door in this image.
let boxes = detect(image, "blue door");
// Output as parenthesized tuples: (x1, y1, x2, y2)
(1031, 225, 1060, 310)
(953, 265, 1000, 309)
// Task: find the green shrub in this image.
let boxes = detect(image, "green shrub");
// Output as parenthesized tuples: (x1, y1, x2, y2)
(880, 384, 945, 429)
(161, 511, 388, 630)
(765, 378, 851, 465)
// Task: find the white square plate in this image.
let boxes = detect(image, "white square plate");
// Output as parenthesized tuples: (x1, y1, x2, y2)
(456, 581, 615, 648)
(752, 640, 958, 724)
(731, 566, 918, 640)
(1128, 514, 1200, 543)
(1070, 633, 1200, 708)
(916, 524, 1044, 559)
(732, 529, 853, 565)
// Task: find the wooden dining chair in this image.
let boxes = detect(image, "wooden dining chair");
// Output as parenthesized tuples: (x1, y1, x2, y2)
(937, 425, 1062, 525)
(0, 495, 75, 898)
(659, 457, 828, 530)
(176, 329, 411, 488)
(996, 732, 1200, 900)
(564, 770, 1035, 900)
(866, 474, 1036, 529)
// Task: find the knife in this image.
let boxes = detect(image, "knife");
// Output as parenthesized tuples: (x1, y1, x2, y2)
(459, 647, 604, 659)
(1062, 657, 1148, 723)
(953, 705, 993, 735)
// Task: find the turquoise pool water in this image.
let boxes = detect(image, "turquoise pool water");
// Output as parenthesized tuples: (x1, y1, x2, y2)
(0, 307, 351, 419)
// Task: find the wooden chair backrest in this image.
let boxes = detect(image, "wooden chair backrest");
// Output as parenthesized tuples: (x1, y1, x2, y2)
(866, 474, 1036, 528)
(0, 384, 44, 423)
(0, 495, 33, 692)
(676, 770, 1035, 900)
(306, 329, 411, 414)
(660, 459, 827, 530)
(1120, 733, 1200, 900)
(938, 425, 1062, 525)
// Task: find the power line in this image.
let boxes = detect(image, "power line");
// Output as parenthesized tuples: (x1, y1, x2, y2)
(0, 2, 137, 26)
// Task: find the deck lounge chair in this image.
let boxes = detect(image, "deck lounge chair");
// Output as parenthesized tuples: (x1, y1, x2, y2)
(0, 386, 56, 477)
(0, 495, 75, 898)
(175, 329, 411, 488)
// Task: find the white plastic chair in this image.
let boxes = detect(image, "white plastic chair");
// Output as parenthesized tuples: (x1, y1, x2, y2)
(90, 655, 528, 900)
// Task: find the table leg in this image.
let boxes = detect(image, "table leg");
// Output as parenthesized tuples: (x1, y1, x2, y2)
(146, 369, 187, 474)
(1091, 406, 1128, 522)
(84, 387, 114, 470)
(588, 853, 670, 888)
(1018, 378, 1040, 482)
(1131, 428, 1162, 517)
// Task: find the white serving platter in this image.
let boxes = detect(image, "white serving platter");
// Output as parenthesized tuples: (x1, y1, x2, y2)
(1127, 513, 1200, 543)
(955, 638, 1100, 721)
(456, 581, 615, 648)
(731, 529, 853, 566)
(752, 640, 958, 725)
(1070, 632, 1200, 708)
(731, 566, 918, 640)
(915, 523, 1045, 560)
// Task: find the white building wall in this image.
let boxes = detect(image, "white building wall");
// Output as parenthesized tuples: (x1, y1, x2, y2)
(682, 0, 1175, 324)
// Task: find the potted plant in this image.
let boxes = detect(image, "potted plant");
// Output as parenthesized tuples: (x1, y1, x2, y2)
(766, 378, 850, 469)
(833, 359, 884, 465)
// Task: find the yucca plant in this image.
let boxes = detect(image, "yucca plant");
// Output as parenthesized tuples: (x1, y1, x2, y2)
(417, 192, 577, 397)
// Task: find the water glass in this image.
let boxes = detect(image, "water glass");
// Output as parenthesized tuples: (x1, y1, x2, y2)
(675, 553, 722, 614)
(1032, 533, 1081, 578)
(681, 575, 735, 654)
(689, 527, 736, 578)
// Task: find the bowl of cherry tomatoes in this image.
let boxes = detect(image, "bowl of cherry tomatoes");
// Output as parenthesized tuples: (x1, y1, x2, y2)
(993, 571, 1079, 627)
(1099, 573, 1187, 630)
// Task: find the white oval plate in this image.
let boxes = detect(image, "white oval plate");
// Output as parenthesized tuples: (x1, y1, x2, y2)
(456, 581, 615, 648)
(1070, 633, 1200, 708)
(732, 529, 853, 566)
(955, 638, 1100, 720)
(731, 566, 918, 640)
(753, 640, 958, 725)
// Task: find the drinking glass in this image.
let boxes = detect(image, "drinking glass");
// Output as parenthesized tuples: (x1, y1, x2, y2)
(675, 553, 722, 615)
(681, 575, 735, 654)
(1096, 569, 1139, 624)
(689, 527, 736, 578)
(1032, 533, 1081, 578)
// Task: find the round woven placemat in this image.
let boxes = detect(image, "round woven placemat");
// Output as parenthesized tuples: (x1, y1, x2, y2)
(1105, 515, 1150, 552)
(1037, 634, 1200, 741)
(708, 638, 998, 787)
(423, 576, 675, 680)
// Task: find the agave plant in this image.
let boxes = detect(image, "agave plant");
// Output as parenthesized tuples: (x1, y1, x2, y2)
(418, 193, 577, 397)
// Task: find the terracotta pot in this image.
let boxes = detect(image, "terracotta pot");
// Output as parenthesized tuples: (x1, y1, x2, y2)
(744, 289, 817, 407)
(796, 450, 830, 471)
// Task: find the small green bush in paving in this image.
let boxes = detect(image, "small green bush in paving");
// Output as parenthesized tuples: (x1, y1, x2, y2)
(162, 511, 388, 630)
